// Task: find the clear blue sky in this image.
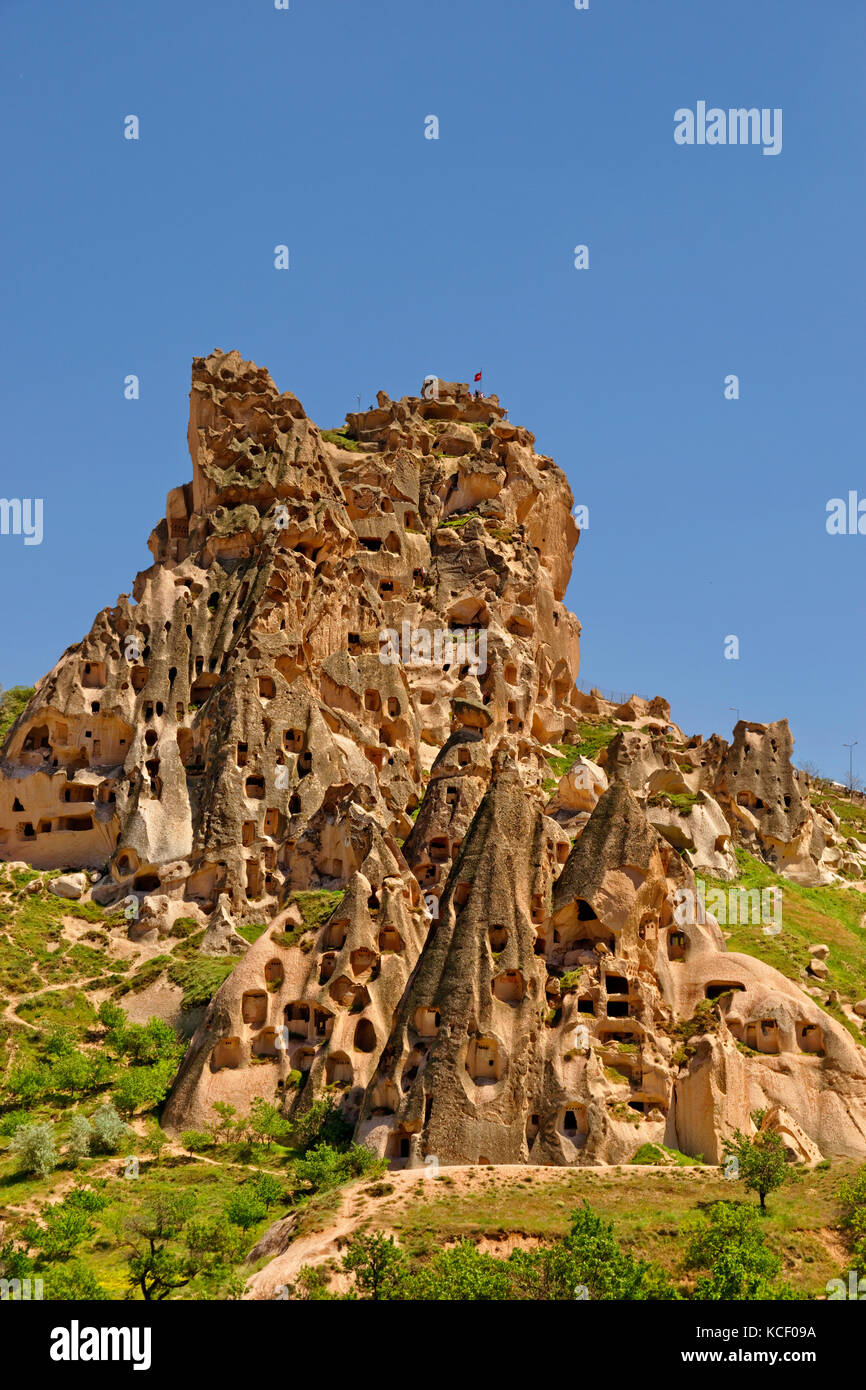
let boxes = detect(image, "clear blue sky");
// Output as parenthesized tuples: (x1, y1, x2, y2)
(1, 0, 863, 783)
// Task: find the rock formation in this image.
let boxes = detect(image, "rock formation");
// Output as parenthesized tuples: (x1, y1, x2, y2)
(2, 350, 865, 1167)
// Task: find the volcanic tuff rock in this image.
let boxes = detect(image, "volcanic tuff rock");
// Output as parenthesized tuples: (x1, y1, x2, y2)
(2, 351, 865, 1168)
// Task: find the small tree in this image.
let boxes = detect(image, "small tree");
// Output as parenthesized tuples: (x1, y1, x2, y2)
(342, 1232, 407, 1301)
(44, 1260, 109, 1300)
(22, 1203, 97, 1263)
(225, 1188, 267, 1230)
(66, 1114, 93, 1161)
(122, 1192, 197, 1301)
(837, 1164, 866, 1268)
(10, 1122, 57, 1178)
(211, 1101, 239, 1146)
(3, 1063, 49, 1107)
(142, 1121, 169, 1167)
(112, 1060, 174, 1116)
(685, 1201, 792, 1299)
(90, 1103, 130, 1153)
(250, 1172, 285, 1211)
(248, 1097, 291, 1149)
(723, 1127, 790, 1211)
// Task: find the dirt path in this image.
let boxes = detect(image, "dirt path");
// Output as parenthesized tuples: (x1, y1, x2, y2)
(241, 1160, 718, 1299)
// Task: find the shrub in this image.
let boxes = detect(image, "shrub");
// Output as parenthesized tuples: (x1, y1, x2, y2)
(684, 1201, 794, 1300)
(250, 1172, 285, 1210)
(0, 1108, 30, 1137)
(342, 1232, 407, 1300)
(289, 1098, 352, 1153)
(66, 1114, 93, 1161)
(225, 1189, 268, 1230)
(90, 1104, 129, 1153)
(295, 1143, 386, 1193)
(43, 1261, 109, 1300)
(837, 1164, 866, 1266)
(3, 1062, 49, 1106)
(112, 1059, 176, 1116)
(182, 1129, 215, 1153)
(10, 1121, 57, 1177)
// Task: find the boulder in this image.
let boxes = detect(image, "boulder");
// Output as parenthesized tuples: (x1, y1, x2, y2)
(48, 872, 88, 900)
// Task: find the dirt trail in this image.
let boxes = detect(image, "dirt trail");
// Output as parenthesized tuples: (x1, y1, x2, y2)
(241, 1160, 717, 1299)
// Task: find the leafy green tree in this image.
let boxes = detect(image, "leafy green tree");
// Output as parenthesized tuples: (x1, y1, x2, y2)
(3, 1062, 49, 1107)
(837, 1164, 866, 1267)
(181, 1128, 214, 1153)
(53, 1051, 114, 1100)
(250, 1172, 285, 1211)
(0, 1109, 30, 1137)
(44, 1025, 78, 1059)
(19, 1186, 108, 1265)
(97, 999, 129, 1042)
(289, 1098, 352, 1153)
(723, 1128, 790, 1211)
(43, 1260, 109, 1300)
(10, 1121, 57, 1177)
(248, 1097, 292, 1149)
(184, 1216, 249, 1299)
(142, 1121, 169, 1167)
(113, 1060, 175, 1116)
(122, 1191, 198, 1301)
(0, 1237, 35, 1282)
(343, 1232, 407, 1300)
(510, 1204, 676, 1301)
(684, 1201, 793, 1299)
(63, 1183, 109, 1215)
(118, 1017, 183, 1067)
(22, 1205, 96, 1263)
(225, 1189, 267, 1230)
(290, 1264, 337, 1300)
(211, 1101, 239, 1145)
(0, 685, 34, 742)
(403, 1240, 512, 1301)
(295, 1143, 385, 1194)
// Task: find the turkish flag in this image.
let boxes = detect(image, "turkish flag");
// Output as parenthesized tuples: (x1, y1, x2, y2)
(474, 371, 482, 382)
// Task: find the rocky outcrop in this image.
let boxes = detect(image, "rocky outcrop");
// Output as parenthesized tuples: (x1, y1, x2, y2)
(2, 350, 865, 1166)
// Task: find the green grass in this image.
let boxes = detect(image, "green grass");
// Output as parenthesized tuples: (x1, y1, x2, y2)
(0, 890, 122, 995)
(574, 720, 620, 763)
(822, 794, 866, 844)
(702, 848, 866, 1039)
(0, 685, 34, 742)
(632, 1143, 702, 1167)
(321, 428, 363, 451)
(384, 1161, 861, 1296)
(167, 957, 237, 1010)
(236, 923, 268, 945)
(545, 743, 583, 779)
(648, 790, 701, 814)
(437, 512, 480, 529)
(115, 955, 175, 995)
(16, 987, 96, 1029)
(289, 891, 346, 932)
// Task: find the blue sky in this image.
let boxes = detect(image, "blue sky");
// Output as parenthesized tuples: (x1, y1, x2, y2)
(0, 0, 863, 782)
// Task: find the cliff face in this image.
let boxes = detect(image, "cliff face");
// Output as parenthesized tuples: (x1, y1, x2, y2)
(3, 350, 866, 1165)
